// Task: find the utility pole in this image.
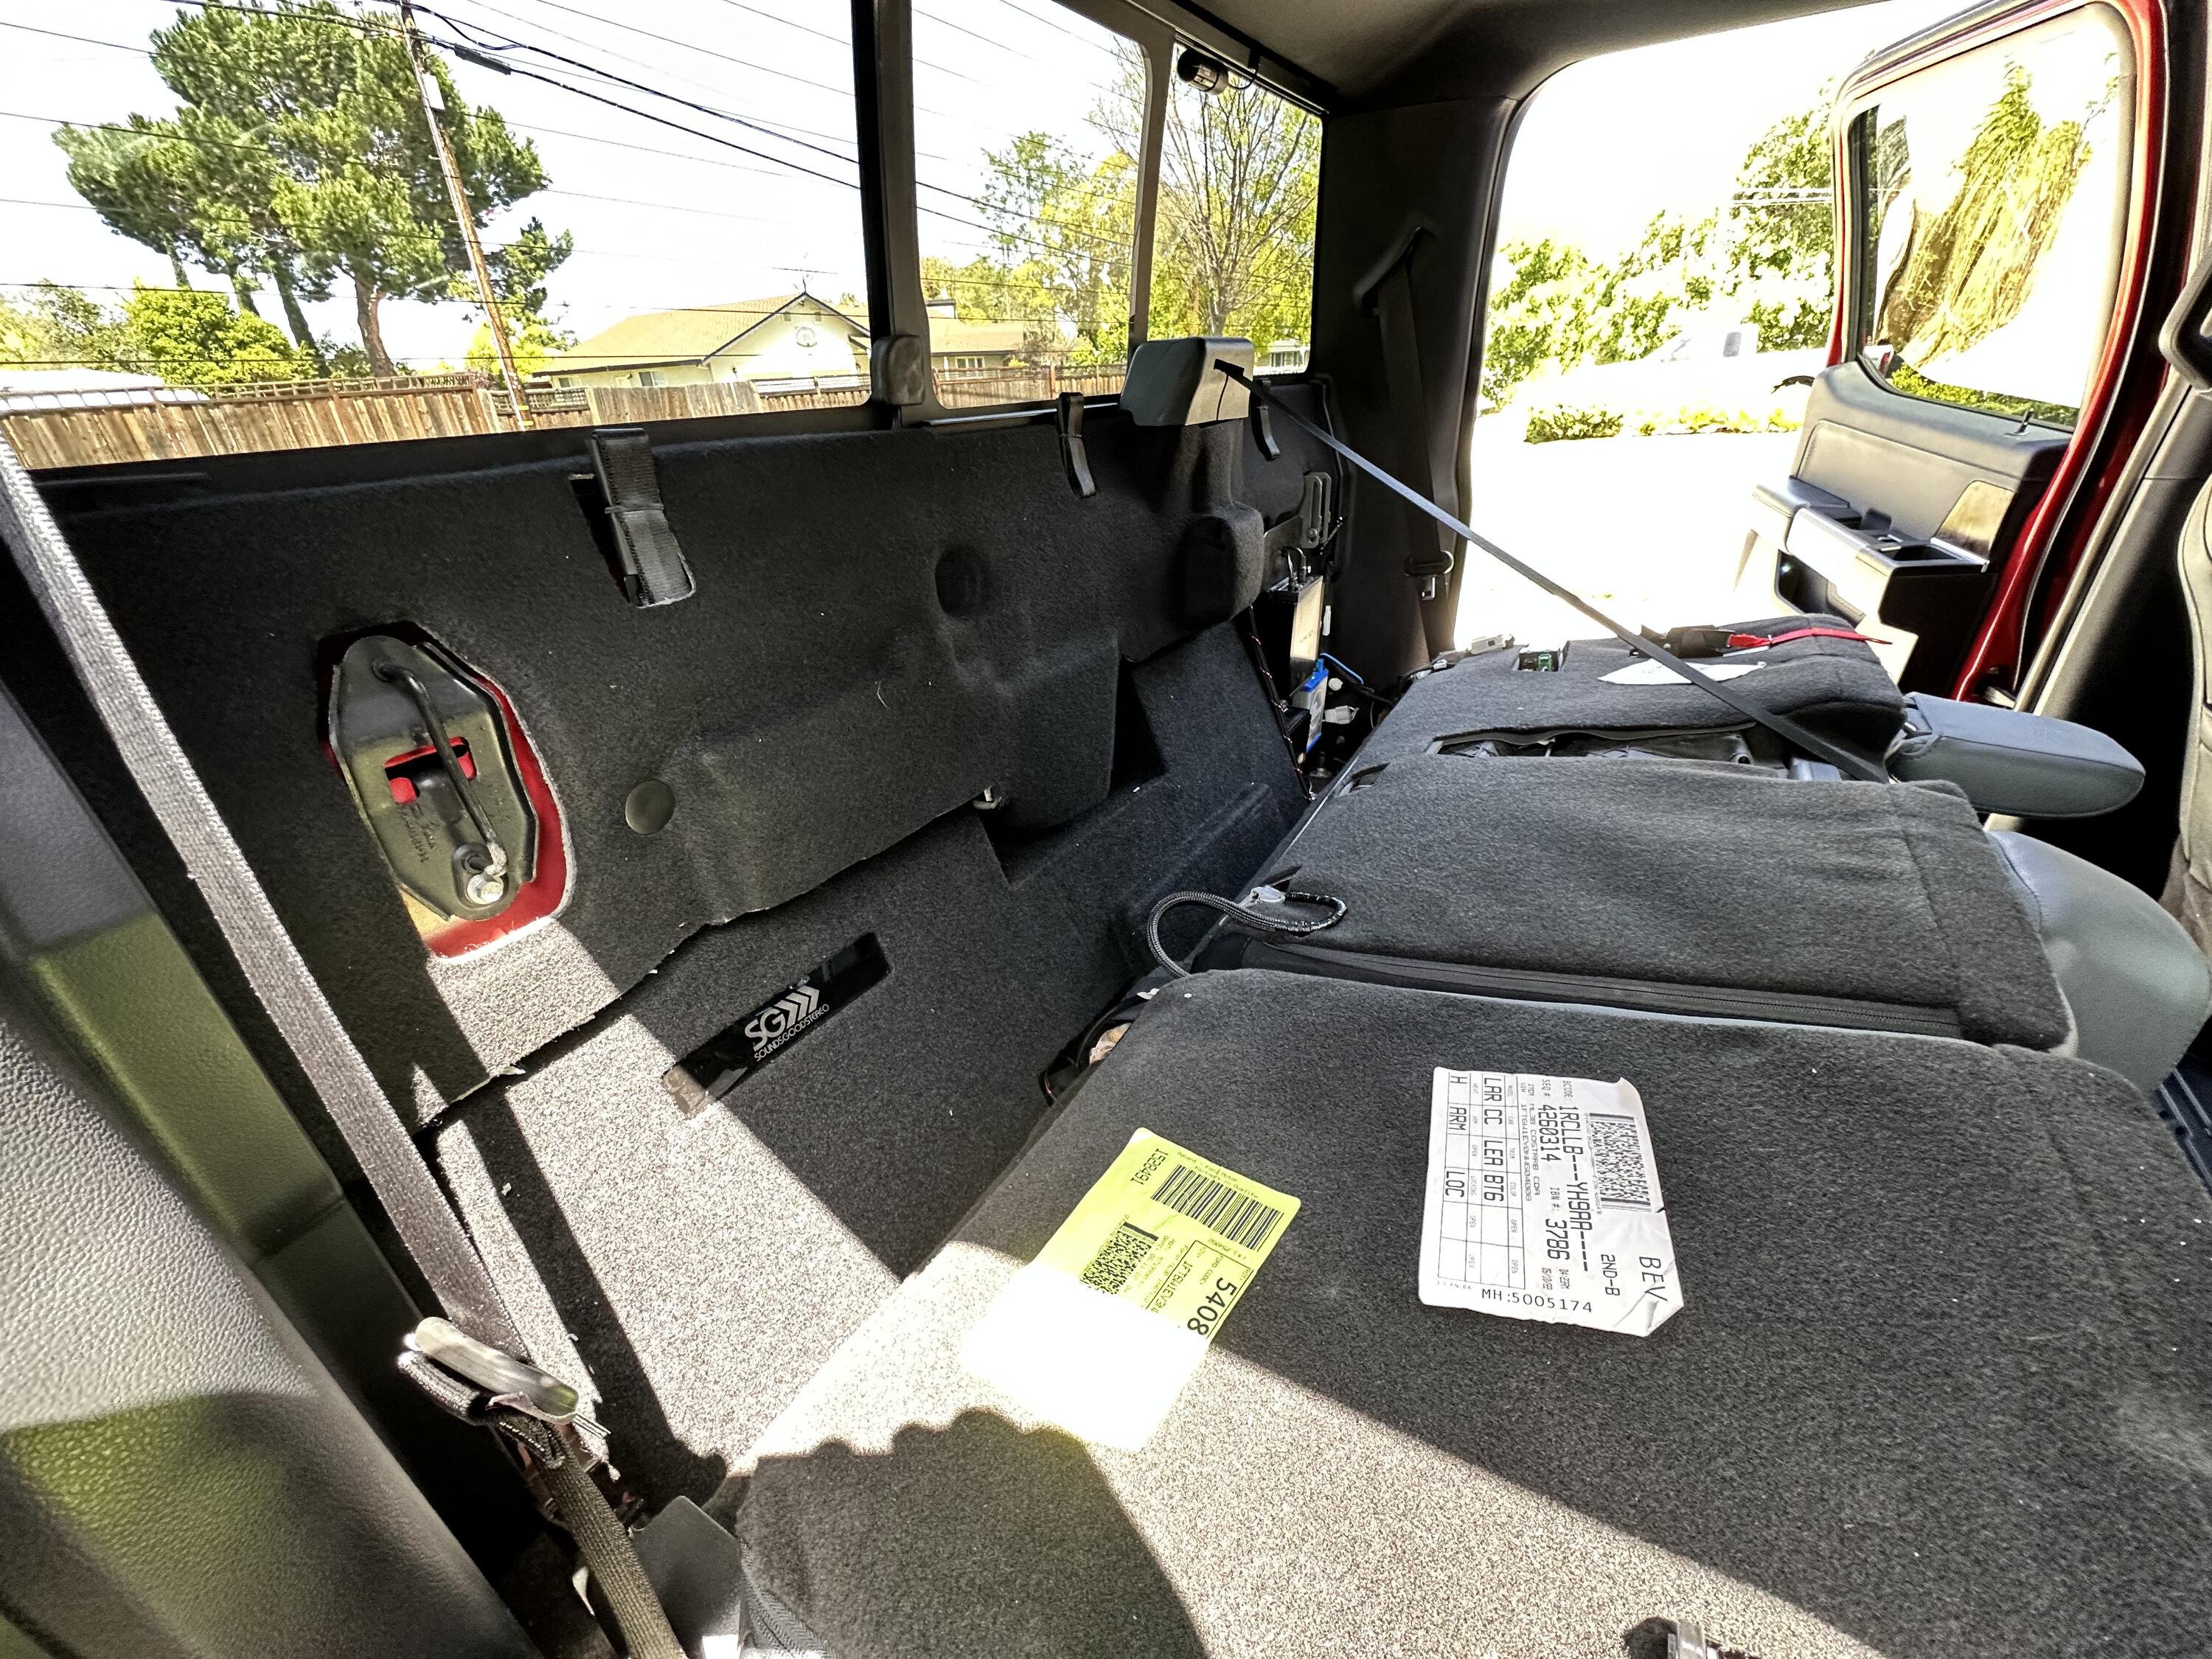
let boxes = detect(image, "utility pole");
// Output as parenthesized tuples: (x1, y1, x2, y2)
(397, 1, 532, 428)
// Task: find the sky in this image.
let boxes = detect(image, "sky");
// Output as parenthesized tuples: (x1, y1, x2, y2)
(0, 0, 1119, 372)
(3, 0, 1966, 373)
(1496, 0, 1961, 260)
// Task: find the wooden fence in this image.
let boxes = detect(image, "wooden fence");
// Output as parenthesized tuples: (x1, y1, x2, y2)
(1, 364, 1120, 468)
(933, 363, 1127, 408)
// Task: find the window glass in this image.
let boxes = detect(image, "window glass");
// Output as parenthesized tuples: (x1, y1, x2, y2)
(1148, 58, 1318, 372)
(911, 0, 1141, 408)
(0, 0, 871, 468)
(1852, 5, 2133, 427)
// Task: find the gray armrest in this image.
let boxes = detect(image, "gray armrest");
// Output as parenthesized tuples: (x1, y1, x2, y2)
(1890, 693, 2143, 818)
(1989, 831, 2211, 1091)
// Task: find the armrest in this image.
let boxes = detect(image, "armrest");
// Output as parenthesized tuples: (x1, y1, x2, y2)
(1889, 694, 2143, 818)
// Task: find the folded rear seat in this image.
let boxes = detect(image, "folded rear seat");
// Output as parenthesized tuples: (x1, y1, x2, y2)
(734, 970, 2212, 1658)
(1367, 613, 1906, 769)
(1212, 755, 2072, 1048)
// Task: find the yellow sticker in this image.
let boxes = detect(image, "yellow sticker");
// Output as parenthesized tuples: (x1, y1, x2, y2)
(1032, 1130, 1300, 1340)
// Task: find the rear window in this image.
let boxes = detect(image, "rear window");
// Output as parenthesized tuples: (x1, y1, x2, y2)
(1149, 52, 1319, 374)
(911, 0, 1142, 408)
(0, 1, 872, 467)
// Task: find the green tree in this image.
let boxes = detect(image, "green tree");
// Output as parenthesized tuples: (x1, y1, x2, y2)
(57, 1, 564, 379)
(116, 285, 307, 386)
(1725, 98, 1837, 350)
(0, 280, 304, 386)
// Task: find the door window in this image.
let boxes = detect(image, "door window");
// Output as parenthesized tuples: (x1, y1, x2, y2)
(1849, 5, 2134, 428)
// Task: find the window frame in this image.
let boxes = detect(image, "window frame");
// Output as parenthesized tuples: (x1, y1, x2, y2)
(1834, 0, 2147, 433)
(883, 0, 1327, 421)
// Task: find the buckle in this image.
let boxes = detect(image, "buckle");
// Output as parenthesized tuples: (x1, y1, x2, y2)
(402, 1317, 587, 1427)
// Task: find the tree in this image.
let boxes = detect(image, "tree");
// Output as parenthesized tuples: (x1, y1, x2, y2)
(0, 280, 305, 386)
(57, 1, 566, 378)
(1139, 72, 1318, 344)
(1725, 98, 1837, 350)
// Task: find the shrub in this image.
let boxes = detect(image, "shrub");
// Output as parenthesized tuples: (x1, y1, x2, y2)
(1524, 404, 1624, 444)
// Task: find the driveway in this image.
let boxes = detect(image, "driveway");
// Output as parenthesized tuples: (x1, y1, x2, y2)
(1453, 421, 1802, 646)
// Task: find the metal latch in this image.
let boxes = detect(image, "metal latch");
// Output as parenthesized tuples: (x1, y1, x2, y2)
(329, 635, 538, 923)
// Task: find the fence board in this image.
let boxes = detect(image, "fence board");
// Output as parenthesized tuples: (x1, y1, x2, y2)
(2, 364, 1124, 468)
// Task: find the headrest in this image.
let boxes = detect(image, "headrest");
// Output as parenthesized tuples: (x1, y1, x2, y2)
(1121, 337, 1254, 426)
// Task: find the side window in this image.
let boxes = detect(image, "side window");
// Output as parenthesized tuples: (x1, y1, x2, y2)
(1, 3, 871, 467)
(1149, 55, 1320, 373)
(912, 1, 1143, 408)
(1851, 6, 2134, 428)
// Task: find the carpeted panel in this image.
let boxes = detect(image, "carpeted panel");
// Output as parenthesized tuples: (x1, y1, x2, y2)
(1259, 755, 2070, 1046)
(45, 408, 1282, 1123)
(735, 970, 2212, 1659)
(1366, 614, 1907, 764)
(432, 627, 1304, 1503)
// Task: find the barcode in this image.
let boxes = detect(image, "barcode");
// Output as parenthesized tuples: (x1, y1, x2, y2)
(1080, 1221, 1157, 1293)
(1590, 1113, 1651, 1209)
(1154, 1164, 1283, 1251)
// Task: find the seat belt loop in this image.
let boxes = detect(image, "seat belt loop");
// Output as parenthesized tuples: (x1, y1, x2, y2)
(1054, 392, 1096, 498)
(588, 428, 695, 608)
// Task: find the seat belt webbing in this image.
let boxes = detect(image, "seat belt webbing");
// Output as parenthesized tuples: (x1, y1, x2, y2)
(1370, 246, 1458, 659)
(0, 435, 684, 1659)
(1218, 364, 1888, 783)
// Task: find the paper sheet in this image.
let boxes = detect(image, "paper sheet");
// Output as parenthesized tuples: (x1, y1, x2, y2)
(963, 1130, 1299, 1446)
(1599, 658, 1766, 686)
(1419, 1068, 1680, 1335)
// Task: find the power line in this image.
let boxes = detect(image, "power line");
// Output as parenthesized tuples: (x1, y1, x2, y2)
(0, 19, 153, 52)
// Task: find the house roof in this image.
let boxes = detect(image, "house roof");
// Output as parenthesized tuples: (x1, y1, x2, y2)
(548, 293, 864, 374)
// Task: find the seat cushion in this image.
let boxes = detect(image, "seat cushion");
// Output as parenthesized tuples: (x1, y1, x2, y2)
(1236, 755, 2071, 1048)
(736, 970, 2212, 1659)
(1368, 614, 1906, 766)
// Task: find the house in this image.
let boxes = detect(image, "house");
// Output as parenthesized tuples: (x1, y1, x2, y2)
(541, 291, 1046, 393)
(543, 293, 868, 391)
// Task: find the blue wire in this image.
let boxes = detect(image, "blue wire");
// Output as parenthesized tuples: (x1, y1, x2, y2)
(1316, 652, 1364, 686)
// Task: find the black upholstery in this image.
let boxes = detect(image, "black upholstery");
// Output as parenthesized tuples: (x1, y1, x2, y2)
(1364, 614, 1907, 766)
(35, 394, 1329, 1124)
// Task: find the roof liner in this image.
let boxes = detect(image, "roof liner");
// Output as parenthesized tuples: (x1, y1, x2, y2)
(1187, 0, 1895, 103)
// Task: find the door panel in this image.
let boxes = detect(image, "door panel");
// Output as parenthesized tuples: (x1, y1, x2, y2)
(1736, 362, 2066, 688)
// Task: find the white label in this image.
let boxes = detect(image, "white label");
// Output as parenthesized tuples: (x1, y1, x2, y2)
(1419, 1069, 1680, 1335)
(1599, 658, 1766, 686)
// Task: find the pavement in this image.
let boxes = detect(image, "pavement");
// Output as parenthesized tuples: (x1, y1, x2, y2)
(1452, 421, 1803, 646)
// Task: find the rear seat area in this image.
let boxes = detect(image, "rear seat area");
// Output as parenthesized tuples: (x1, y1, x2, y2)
(733, 971, 2212, 1658)
(717, 618, 2212, 1657)
(1363, 613, 1907, 768)
(1213, 753, 2070, 1044)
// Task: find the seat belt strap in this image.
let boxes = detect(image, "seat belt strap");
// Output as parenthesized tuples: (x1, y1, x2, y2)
(0, 435, 684, 1659)
(589, 428, 696, 608)
(1366, 239, 1458, 659)
(1217, 364, 1889, 783)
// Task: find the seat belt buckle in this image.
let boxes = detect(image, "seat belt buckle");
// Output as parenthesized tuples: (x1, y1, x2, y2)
(401, 1317, 594, 1430)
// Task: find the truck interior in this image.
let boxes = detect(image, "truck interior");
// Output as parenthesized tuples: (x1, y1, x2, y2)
(4, 0, 2212, 1655)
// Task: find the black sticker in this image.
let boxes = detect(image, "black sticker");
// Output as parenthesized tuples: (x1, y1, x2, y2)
(661, 934, 888, 1116)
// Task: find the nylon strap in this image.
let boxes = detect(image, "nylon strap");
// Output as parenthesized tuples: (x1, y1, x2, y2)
(0, 435, 684, 1659)
(1219, 364, 1890, 782)
(1371, 249, 1458, 659)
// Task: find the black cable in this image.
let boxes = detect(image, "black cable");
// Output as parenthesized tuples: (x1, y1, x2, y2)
(1144, 887, 1344, 980)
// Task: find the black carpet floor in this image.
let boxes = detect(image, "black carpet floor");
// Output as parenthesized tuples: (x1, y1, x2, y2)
(434, 625, 1304, 1503)
(739, 969, 2212, 1659)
